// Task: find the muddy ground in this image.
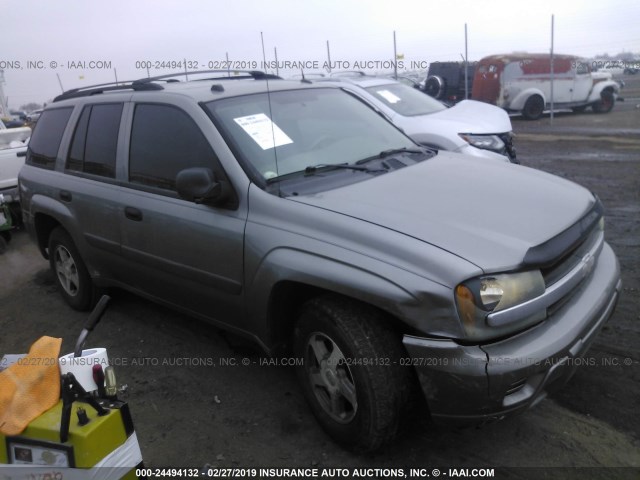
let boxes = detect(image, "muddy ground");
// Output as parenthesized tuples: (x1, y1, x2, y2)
(1, 75, 639, 479)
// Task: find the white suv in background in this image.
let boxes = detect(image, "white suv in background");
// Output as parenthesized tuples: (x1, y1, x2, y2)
(314, 73, 517, 163)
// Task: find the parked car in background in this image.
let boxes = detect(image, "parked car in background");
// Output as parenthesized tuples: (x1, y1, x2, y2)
(0, 118, 30, 222)
(472, 53, 621, 119)
(424, 61, 476, 104)
(27, 109, 43, 123)
(0, 116, 26, 128)
(9, 110, 28, 122)
(315, 73, 516, 162)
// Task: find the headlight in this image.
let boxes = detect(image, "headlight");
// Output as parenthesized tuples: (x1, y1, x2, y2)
(459, 133, 505, 152)
(455, 270, 545, 340)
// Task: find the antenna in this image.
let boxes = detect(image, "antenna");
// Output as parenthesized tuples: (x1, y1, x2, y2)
(261, 31, 281, 189)
(56, 73, 65, 93)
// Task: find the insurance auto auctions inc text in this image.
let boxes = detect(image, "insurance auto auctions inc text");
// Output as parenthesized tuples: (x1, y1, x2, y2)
(248, 467, 495, 478)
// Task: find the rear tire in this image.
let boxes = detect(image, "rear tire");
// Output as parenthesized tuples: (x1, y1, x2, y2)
(293, 295, 412, 452)
(592, 90, 615, 114)
(522, 95, 544, 120)
(48, 227, 95, 310)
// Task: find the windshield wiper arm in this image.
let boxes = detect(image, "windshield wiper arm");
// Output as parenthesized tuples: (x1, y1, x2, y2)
(356, 147, 431, 165)
(379, 147, 425, 157)
(304, 163, 386, 174)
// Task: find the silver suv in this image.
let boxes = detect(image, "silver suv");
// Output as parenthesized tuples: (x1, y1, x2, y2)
(19, 71, 621, 452)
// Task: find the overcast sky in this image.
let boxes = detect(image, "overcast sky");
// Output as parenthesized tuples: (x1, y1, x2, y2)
(2, 0, 639, 108)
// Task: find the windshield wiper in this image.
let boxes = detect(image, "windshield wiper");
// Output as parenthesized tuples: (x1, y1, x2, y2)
(265, 162, 387, 185)
(356, 147, 432, 165)
(304, 163, 386, 174)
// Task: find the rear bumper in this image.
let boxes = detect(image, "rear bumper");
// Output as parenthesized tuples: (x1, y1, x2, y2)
(403, 242, 621, 422)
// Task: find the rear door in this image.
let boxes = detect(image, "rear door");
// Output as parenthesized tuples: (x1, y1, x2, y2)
(59, 102, 128, 277)
(117, 99, 247, 326)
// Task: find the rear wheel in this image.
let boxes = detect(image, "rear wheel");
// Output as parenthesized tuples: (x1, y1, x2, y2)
(522, 95, 544, 120)
(48, 227, 96, 310)
(293, 295, 412, 452)
(592, 90, 615, 113)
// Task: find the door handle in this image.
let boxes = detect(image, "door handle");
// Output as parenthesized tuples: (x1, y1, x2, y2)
(124, 206, 143, 221)
(59, 190, 72, 202)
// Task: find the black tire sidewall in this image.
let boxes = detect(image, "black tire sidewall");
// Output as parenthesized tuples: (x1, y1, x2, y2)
(593, 91, 614, 113)
(523, 95, 544, 120)
(293, 299, 405, 452)
(48, 228, 94, 310)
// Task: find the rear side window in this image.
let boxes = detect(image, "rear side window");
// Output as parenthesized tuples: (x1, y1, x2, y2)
(27, 107, 73, 169)
(67, 103, 123, 178)
(128, 104, 218, 191)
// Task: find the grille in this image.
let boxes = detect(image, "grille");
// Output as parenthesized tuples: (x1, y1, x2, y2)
(498, 132, 516, 160)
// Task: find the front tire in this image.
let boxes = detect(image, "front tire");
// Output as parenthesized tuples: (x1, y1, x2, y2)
(293, 295, 411, 452)
(592, 90, 615, 113)
(48, 227, 95, 310)
(522, 95, 544, 120)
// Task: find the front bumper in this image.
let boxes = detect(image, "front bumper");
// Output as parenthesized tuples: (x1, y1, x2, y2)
(403, 242, 621, 422)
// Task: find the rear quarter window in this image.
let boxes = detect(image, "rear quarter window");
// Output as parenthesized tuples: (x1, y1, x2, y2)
(26, 107, 73, 169)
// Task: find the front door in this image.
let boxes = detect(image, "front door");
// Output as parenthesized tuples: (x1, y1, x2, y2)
(118, 102, 247, 326)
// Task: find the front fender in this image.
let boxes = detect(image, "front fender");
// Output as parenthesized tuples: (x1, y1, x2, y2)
(509, 88, 546, 110)
(246, 245, 460, 351)
(588, 81, 620, 102)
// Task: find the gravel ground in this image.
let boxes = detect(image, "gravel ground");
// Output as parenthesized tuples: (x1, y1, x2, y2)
(1, 75, 639, 480)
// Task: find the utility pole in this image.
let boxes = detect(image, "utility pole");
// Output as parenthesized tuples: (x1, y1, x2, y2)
(0, 70, 9, 117)
(393, 31, 398, 80)
(550, 14, 555, 124)
(464, 23, 469, 99)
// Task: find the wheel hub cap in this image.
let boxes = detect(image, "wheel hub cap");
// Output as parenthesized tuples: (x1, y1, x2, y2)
(306, 332, 358, 424)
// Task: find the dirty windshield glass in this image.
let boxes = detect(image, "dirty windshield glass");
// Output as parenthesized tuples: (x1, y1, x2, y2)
(364, 83, 447, 117)
(205, 88, 416, 181)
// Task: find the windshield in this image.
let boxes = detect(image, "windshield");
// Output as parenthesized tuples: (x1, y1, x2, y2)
(364, 83, 447, 116)
(205, 88, 416, 181)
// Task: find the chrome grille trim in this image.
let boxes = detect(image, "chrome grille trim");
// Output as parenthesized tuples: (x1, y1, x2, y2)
(487, 231, 604, 327)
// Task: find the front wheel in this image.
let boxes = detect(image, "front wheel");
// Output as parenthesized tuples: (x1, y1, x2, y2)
(293, 295, 412, 452)
(48, 227, 96, 310)
(592, 90, 615, 113)
(522, 95, 544, 120)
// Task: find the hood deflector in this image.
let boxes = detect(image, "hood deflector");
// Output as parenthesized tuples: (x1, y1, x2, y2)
(522, 197, 603, 269)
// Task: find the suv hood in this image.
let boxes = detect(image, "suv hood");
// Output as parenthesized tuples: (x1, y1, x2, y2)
(426, 99, 512, 134)
(291, 153, 594, 271)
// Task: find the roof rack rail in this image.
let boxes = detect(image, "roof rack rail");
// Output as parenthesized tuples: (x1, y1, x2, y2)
(329, 71, 367, 78)
(53, 80, 163, 102)
(53, 70, 282, 103)
(132, 69, 281, 85)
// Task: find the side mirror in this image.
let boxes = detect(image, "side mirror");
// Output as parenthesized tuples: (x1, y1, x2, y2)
(176, 167, 229, 205)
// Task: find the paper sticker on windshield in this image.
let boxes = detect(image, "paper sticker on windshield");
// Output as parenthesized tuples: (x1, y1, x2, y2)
(233, 113, 293, 150)
(376, 89, 401, 104)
